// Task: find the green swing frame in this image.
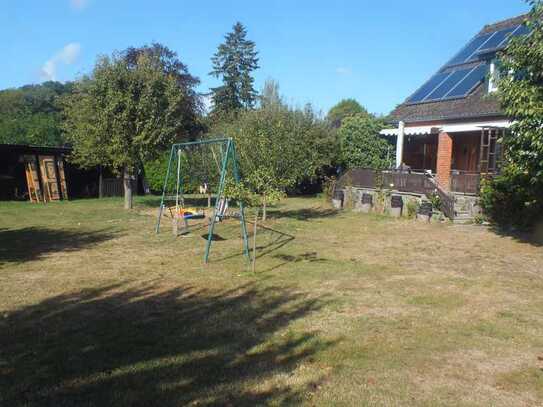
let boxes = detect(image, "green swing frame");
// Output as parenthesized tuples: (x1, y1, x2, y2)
(155, 137, 250, 264)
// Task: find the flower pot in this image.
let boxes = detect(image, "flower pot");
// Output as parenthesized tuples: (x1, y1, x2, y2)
(332, 190, 344, 209)
(417, 201, 433, 222)
(390, 195, 403, 218)
(360, 193, 373, 213)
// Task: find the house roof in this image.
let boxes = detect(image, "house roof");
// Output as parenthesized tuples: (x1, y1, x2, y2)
(389, 14, 529, 125)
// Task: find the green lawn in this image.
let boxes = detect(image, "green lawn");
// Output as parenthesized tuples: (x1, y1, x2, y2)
(1, 196, 543, 406)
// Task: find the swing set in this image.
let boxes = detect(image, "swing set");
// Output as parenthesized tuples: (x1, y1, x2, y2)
(155, 137, 250, 263)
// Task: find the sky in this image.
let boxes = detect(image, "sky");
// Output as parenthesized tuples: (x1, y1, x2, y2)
(1, 0, 530, 115)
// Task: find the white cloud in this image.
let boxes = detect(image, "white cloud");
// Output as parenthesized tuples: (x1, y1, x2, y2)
(40, 43, 82, 81)
(336, 67, 352, 76)
(70, 0, 89, 10)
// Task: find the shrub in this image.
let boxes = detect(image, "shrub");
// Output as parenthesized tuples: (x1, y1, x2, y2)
(480, 172, 543, 229)
(428, 193, 442, 212)
(406, 199, 420, 218)
(144, 151, 200, 195)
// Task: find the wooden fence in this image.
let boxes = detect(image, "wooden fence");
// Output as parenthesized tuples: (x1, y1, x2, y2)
(101, 178, 137, 197)
(336, 168, 456, 220)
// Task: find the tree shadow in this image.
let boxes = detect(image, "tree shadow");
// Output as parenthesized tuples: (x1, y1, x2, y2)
(267, 207, 339, 221)
(489, 223, 543, 247)
(1, 282, 335, 406)
(264, 252, 331, 273)
(0, 227, 117, 265)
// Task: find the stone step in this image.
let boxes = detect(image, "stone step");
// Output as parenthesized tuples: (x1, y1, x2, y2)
(453, 217, 474, 224)
(453, 212, 475, 224)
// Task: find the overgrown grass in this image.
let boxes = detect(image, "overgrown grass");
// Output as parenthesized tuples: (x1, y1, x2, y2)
(1, 196, 542, 406)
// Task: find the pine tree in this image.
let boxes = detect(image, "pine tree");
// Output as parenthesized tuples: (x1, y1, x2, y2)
(210, 22, 259, 116)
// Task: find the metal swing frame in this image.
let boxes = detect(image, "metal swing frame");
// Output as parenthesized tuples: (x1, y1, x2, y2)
(155, 137, 250, 264)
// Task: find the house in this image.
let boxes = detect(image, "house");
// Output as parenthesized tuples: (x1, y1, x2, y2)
(381, 14, 529, 195)
(337, 15, 530, 221)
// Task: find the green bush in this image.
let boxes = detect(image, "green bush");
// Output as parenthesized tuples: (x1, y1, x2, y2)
(428, 193, 442, 212)
(480, 172, 543, 229)
(338, 113, 394, 170)
(406, 199, 420, 218)
(144, 152, 201, 195)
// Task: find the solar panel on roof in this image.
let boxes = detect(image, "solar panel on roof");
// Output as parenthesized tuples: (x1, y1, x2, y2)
(513, 24, 530, 37)
(445, 33, 493, 67)
(424, 68, 472, 101)
(407, 72, 450, 103)
(476, 26, 518, 52)
(444, 64, 489, 99)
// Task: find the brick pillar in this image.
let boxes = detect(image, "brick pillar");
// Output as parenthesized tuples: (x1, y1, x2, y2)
(436, 132, 453, 190)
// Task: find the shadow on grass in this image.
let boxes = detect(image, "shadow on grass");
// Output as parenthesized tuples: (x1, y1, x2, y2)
(489, 223, 543, 247)
(212, 222, 295, 264)
(0, 282, 334, 406)
(267, 207, 338, 221)
(0, 227, 117, 265)
(264, 252, 330, 273)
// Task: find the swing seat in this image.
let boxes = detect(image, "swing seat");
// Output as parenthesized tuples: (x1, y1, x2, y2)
(178, 207, 206, 220)
(183, 213, 205, 220)
(214, 198, 229, 222)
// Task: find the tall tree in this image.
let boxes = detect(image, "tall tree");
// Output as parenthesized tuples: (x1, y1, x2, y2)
(63, 47, 200, 209)
(259, 79, 283, 109)
(123, 43, 203, 136)
(210, 22, 259, 116)
(480, 1, 543, 228)
(327, 99, 368, 128)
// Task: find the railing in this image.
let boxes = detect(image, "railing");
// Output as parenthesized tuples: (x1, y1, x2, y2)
(450, 171, 481, 195)
(336, 168, 456, 220)
(382, 171, 434, 195)
(425, 177, 456, 220)
(337, 168, 434, 195)
(336, 168, 378, 189)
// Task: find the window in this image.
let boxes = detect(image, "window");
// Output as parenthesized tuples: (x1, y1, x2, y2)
(488, 59, 500, 93)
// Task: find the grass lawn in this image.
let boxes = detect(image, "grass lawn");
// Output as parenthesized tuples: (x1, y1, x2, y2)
(1, 195, 543, 406)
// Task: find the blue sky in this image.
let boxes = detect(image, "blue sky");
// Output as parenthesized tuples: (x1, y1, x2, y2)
(2, 0, 530, 115)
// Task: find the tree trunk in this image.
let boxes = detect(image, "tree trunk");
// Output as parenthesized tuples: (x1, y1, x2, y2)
(123, 166, 133, 210)
(262, 193, 267, 221)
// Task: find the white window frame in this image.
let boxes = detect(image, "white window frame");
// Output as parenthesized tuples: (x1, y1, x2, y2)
(488, 59, 500, 93)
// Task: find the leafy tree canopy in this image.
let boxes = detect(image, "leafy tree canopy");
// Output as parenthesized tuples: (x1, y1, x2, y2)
(0, 81, 73, 146)
(214, 97, 335, 219)
(497, 1, 543, 182)
(327, 98, 368, 128)
(338, 113, 393, 170)
(481, 1, 543, 228)
(63, 45, 201, 208)
(210, 22, 259, 117)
